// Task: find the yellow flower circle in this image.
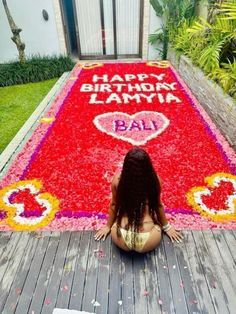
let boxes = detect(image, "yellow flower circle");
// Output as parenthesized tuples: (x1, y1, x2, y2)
(146, 61, 170, 68)
(0, 179, 59, 230)
(186, 172, 236, 221)
(78, 62, 103, 69)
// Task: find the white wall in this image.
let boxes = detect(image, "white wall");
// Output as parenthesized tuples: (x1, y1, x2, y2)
(0, 0, 162, 63)
(147, 5, 162, 60)
(0, 0, 62, 63)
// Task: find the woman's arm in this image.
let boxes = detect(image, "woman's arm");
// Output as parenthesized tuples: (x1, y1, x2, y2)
(156, 203, 168, 226)
(156, 203, 183, 243)
(156, 176, 183, 243)
(155, 175, 168, 226)
(106, 179, 118, 228)
(94, 174, 119, 241)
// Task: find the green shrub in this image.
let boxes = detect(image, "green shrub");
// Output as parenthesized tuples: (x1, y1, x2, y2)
(149, 0, 198, 59)
(0, 55, 75, 87)
(169, 1, 236, 100)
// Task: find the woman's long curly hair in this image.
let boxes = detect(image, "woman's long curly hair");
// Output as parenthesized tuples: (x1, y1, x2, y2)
(115, 147, 161, 233)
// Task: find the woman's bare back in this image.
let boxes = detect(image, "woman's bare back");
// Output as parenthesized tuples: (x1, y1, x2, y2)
(113, 173, 156, 232)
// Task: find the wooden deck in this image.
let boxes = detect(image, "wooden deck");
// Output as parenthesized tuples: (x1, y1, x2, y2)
(0, 230, 235, 314)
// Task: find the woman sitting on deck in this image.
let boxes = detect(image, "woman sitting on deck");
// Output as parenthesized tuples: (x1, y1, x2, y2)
(94, 147, 182, 253)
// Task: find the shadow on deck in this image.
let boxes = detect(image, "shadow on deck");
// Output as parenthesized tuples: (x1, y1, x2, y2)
(0, 230, 235, 314)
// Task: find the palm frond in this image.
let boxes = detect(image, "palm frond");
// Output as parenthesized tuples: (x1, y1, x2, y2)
(222, 59, 236, 78)
(148, 31, 164, 44)
(150, 0, 164, 17)
(211, 59, 236, 96)
(214, 13, 235, 32)
(220, 2, 236, 20)
(187, 18, 212, 34)
(198, 39, 225, 72)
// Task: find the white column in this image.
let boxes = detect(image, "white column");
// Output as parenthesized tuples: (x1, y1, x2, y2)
(142, 0, 150, 60)
(52, 0, 67, 54)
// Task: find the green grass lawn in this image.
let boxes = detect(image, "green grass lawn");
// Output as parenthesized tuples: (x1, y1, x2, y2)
(0, 78, 58, 154)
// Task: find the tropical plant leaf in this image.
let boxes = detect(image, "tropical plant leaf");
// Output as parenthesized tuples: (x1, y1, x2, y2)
(148, 31, 164, 44)
(187, 18, 212, 33)
(150, 0, 164, 16)
(222, 59, 236, 77)
(220, 1, 236, 20)
(214, 13, 235, 32)
(184, 2, 196, 19)
(198, 39, 226, 72)
(166, 0, 236, 98)
(211, 59, 236, 96)
(149, 1, 200, 59)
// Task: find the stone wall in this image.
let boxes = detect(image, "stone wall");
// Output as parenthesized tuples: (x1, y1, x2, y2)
(167, 48, 236, 150)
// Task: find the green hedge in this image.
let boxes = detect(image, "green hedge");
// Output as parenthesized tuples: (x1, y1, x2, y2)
(0, 55, 75, 87)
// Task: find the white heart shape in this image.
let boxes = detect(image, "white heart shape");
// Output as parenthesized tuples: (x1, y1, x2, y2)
(93, 111, 169, 145)
(193, 176, 236, 215)
(186, 173, 236, 223)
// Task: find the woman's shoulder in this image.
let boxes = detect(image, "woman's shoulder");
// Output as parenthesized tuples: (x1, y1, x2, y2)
(111, 172, 121, 189)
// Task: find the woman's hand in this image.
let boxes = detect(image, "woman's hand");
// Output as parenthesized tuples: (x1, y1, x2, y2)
(94, 225, 111, 241)
(165, 226, 183, 243)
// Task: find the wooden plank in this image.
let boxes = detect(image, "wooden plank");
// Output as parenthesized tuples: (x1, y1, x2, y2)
(0, 232, 21, 284)
(144, 249, 161, 314)
(13, 232, 51, 314)
(132, 252, 148, 314)
(232, 229, 236, 239)
(41, 231, 71, 314)
(69, 231, 92, 310)
(108, 243, 122, 314)
(0, 232, 12, 262)
(192, 230, 231, 314)
(223, 230, 236, 263)
(2, 232, 39, 314)
(0, 72, 70, 173)
(56, 231, 81, 309)
(174, 232, 202, 314)
(81, 232, 100, 313)
(212, 229, 236, 284)
(201, 230, 236, 311)
(163, 235, 188, 314)
(119, 250, 134, 314)
(95, 236, 112, 314)
(0, 232, 30, 313)
(0, 231, 11, 243)
(28, 232, 60, 314)
(154, 238, 175, 313)
(181, 231, 215, 314)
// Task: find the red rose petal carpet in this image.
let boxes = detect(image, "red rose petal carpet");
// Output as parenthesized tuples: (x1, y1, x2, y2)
(0, 61, 236, 231)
